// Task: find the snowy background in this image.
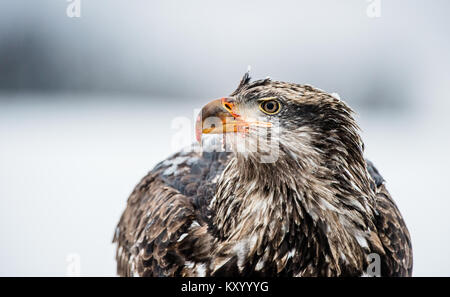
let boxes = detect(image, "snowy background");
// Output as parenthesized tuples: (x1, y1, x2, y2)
(1, 0, 449, 276)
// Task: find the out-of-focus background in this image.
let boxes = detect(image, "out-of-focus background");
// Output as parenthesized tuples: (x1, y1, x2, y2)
(0, 0, 449, 276)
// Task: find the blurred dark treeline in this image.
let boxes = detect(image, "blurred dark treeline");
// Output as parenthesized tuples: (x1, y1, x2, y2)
(0, 0, 449, 111)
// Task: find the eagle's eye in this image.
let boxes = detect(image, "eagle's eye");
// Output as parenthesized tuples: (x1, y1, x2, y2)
(259, 99, 281, 115)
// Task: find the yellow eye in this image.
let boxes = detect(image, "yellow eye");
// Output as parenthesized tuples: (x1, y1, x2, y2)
(259, 99, 281, 115)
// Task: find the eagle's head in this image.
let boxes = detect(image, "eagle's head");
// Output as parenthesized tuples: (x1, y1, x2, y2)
(196, 72, 365, 176)
(195, 73, 379, 275)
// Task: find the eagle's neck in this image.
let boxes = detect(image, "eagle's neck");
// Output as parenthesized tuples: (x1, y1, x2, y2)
(210, 145, 377, 275)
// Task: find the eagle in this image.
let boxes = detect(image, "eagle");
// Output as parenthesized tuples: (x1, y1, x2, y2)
(113, 73, 412, 277)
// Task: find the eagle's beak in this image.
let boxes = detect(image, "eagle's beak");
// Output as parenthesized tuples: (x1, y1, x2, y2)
(195, 98, 240, 142)
(195, 97, 271, 143)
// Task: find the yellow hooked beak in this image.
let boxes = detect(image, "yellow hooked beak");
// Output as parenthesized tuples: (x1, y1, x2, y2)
(195, 97, 272, 142)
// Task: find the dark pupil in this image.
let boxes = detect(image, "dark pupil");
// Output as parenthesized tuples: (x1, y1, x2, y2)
(265, 101, 276, 112)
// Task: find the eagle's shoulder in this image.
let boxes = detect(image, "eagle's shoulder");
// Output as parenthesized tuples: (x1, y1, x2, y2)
(366, 160, 413, 276)
(113, 147, 231, 276)
(152, 148, 231, 213)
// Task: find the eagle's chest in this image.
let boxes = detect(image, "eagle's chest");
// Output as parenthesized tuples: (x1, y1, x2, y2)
(210, 186, 370, 277)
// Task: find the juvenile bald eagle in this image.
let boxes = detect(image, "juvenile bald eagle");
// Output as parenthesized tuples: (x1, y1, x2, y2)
(113, 73, 412, 277)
